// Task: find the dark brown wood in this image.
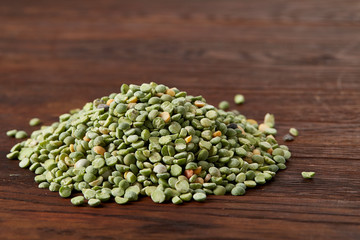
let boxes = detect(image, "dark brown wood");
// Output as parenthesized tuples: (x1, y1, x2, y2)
(0, 0, 359, 239)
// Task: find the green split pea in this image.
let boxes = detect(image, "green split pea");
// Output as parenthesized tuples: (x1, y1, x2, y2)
(6, 82, 292, 206)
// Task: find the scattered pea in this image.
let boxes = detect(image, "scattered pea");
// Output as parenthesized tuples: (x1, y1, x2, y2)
(218, 101, 230, 110)
(15, 130, 27, 139)
(283, 134, 294, 142)
(234, 94, 245, 105)
(302, 172, 315, 179)
(289, 128, 299, 137)
(29, 118, 41, 126)
(6, 129, 17, 137)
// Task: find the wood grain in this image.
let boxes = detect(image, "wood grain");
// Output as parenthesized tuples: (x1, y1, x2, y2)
(0, 0, 359, 239)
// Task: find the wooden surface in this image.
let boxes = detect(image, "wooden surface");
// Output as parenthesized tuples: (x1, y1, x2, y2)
(1, 0, 359, 239)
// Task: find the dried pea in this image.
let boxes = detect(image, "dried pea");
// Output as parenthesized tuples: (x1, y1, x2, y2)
(179, 192, 192, 201)
(234, 94, 245, 105)
(29, 118, 41, 126)
(88, 198, 101, 207)
(302, 172, 315, 179)
(71, 196, 85, 206)
(15, 131, 27, 139)
(5, 82, 292, 207)
(151, 189, 166, 203)
(289, 128, 299, 136)
(115, 196, 129, 205)
(231, 186, 245, 196)
(218, 101, 230, 110)
(6, 129, 17, 137)
(175, 179, 189, 193)
(283, 134, 294, 142)
(193, 192, 206, 202)
(172, 196, 183, 204)
(213, 185, 226, 195)
(59, 186, 72, 198)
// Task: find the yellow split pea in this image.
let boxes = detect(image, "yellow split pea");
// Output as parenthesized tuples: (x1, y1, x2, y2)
(159, 112, 171, 123)
(93, 146, 106, 155)
(106, 99, 114, 106)
(166, 88, 176, 97)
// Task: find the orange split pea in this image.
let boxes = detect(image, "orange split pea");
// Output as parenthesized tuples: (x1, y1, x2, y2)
(128, 96, 138, 103)
(195, 177, 204, 184)
(194, 100, 205, 107)
(166, 88, 176, 97)
(184, 169, 194, 179)
(106, 99, 114, 106)
(83, 136, 91, 142)
(244, 157, 253, 164)
(212, 131, 222, 137)
(193, 166, 202, 175)
(70, 144, 75, 152)
(253, 149, 261, 155)
(259, 123, 269, 132)
(247, 119, 258, 125)
(185, 136, 192, 144)
(204, 173, 211, 182)
(93, 146, 106, 155)
(159, 112, 171, 123)
(237, 126, 245, 134)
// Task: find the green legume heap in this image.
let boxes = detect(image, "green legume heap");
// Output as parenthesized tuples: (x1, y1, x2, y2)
(7, 83, 291, 206)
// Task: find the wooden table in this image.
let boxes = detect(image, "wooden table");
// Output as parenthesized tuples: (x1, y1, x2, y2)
(1, 1, 359, 239)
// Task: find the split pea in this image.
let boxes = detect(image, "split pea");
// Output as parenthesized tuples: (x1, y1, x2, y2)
(5, 82, 293, 207)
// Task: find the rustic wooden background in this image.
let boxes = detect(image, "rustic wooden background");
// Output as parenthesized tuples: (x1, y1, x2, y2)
(0, 0, 359, 239)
